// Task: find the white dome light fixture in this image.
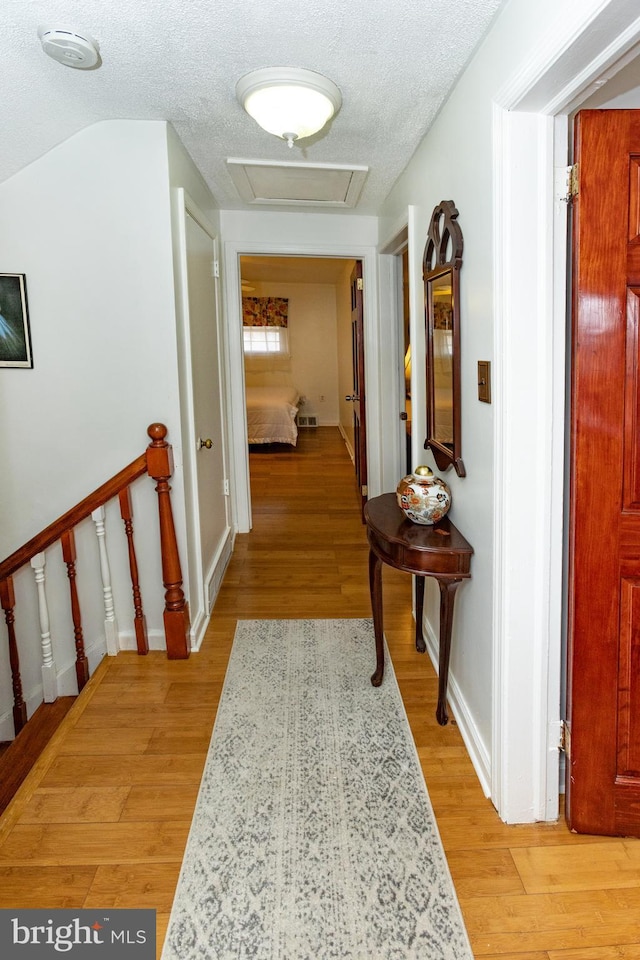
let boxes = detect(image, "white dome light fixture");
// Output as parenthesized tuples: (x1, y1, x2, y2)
(38, 26, 100, 69)
(236, 67, 342, 148)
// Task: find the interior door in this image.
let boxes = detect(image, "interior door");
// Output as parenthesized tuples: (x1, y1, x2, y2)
(567, 109, 640, 836)
(185, 212, 230, 611)
(350, 261, 367, 517)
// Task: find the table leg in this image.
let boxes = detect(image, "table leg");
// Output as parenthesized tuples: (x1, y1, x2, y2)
(369, 549, 385, 687)
(415, 575, 426, 653)
(436, 579, 462, 726)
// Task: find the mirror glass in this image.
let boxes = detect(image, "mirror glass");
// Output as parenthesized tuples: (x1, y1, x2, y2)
(424, 201, 465, 476)
(430, 271, 454, 446)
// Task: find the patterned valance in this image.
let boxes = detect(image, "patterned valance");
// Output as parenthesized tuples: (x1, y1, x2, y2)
(242, 297, 288, 328)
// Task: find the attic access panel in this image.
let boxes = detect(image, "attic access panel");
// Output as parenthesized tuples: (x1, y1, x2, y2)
(227, 158, 368, 207)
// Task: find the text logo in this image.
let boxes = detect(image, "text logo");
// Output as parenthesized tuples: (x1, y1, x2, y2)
(0, 910, 155, 957)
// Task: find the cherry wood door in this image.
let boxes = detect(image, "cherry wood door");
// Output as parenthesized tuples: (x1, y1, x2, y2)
(350, 261, 367, 517)
(567, 109, 640, 836)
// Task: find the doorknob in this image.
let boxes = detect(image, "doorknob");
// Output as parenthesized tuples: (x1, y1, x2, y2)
(345, 394, 360, 402)
(198, 438, 213, 450)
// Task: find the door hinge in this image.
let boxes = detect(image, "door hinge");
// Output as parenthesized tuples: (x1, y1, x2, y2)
(224, 478, 230, 496)
(211, 260, 220, 278)
(558, 720, 571, 758)
(569, 163, 579, 199)
(357, 277, 364, 291)
(558, 164, 579, 204)
(361, 484, 368, 497)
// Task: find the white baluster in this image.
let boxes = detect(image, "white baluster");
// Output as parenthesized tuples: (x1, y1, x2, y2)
(30, 551, 58, 702)
(92, 505, 119, 655)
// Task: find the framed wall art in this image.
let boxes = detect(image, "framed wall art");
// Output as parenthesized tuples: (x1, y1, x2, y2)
(0, 273, 32, 368)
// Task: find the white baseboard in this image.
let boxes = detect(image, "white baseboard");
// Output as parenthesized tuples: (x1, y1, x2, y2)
(423, 615, 492, 797)
(205, 528, 234, 614)
(189, 610, 208, 653)
(193, 527, 234, 652)
(117, 628, 167, 653)
(338, 423, 355, 464)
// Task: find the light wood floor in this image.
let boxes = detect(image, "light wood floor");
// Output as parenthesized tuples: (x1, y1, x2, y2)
(1, 426, 639, 959)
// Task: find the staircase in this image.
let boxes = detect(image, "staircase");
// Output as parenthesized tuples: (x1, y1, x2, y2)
(0, 423, 190, 752)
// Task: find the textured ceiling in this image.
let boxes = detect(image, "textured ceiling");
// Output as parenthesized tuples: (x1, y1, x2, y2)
(2, 0, 504, 214)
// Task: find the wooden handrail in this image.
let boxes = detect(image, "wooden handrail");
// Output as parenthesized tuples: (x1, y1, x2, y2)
(0, 422, 191, 737)
(0, 453, 147, 583)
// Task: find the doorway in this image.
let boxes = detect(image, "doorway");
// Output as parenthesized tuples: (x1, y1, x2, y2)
(223, 238, 388, 535)
(488, 10, 640, 824)
(238, 255, 362, 513)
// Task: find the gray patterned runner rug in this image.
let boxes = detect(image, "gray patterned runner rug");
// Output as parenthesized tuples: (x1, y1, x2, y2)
(162, 619, 473, 960)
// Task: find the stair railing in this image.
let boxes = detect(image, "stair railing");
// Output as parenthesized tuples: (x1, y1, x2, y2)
(0, 423, 190, 738)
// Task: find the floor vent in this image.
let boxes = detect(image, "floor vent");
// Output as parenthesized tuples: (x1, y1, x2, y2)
(298, 416, 318, 428)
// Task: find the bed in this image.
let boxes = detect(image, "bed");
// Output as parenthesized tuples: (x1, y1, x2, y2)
(246, 385, 300, 446)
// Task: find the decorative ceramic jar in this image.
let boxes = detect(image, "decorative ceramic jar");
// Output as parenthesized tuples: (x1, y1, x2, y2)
(396, 465, 452, 525)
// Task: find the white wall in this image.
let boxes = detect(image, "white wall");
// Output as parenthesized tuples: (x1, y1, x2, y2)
(0, 120, 195, 735)
(167, 125, 220, 229)
(0, 120, 180, 556)
(378, 22, 501, 790)
(221, 211, 378, 249)
(377, 0, 588, 812)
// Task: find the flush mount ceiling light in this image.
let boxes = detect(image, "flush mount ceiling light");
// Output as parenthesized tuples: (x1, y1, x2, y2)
(236, 67, 342, 148)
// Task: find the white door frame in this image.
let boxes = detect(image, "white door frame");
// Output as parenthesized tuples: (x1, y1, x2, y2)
(379, 214, 410, 484)
(224, 240, 380, 533)
(492, 0, 640, 822)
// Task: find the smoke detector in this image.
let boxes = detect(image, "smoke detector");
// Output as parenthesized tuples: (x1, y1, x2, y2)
(38, 26, 100, 69)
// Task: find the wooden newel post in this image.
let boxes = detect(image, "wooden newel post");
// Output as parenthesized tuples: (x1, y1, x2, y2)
(146, 423, 190, 659)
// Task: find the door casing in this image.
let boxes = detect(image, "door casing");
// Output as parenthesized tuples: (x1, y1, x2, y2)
(489, 2, 640, 823)
(224, 241, 384, 534)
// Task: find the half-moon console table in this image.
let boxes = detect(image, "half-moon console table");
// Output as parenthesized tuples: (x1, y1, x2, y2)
(364, 493, 473, 725)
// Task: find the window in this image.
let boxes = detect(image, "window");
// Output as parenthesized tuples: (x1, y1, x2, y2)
(243, 325, 289, 356)
(242, 296, 289, 356)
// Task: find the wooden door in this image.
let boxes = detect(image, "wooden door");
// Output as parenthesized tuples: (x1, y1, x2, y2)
(350, 261, 367, 517)
(567, 109, 640, 836)
(185, 212, 230, 610)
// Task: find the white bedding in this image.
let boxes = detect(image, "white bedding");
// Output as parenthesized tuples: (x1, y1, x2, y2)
(246, 385, 300, 445)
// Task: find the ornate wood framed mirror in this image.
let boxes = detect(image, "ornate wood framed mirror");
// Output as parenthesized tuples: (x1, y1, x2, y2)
(423, 200, 465, 477)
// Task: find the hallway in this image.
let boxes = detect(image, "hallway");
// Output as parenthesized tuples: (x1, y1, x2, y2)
(0, 428, 637, 959)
